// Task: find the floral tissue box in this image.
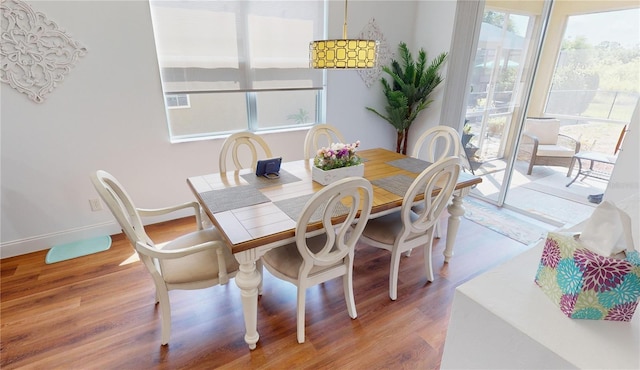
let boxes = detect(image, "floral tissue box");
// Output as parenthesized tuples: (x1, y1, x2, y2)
(534, 232, 640, 322)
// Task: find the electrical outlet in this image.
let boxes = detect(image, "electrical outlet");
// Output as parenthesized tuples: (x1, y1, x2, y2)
(89, 198, 102, 212)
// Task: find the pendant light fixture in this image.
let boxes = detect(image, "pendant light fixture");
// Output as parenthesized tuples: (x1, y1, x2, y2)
(309, 0, 378, 69)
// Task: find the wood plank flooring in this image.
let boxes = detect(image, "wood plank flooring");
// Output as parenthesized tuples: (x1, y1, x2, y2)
(1, 215, 532, 369)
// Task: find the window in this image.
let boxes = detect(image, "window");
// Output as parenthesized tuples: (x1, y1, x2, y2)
(545, 9, 640, 123)
(166, 94, 190, 109)
(149, 0, 326, 142)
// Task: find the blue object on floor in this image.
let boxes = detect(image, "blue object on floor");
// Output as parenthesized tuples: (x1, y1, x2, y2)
(45, 235, 112, 264)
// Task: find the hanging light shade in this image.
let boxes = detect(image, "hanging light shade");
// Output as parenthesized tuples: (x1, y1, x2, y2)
(309, 0, 378, 69)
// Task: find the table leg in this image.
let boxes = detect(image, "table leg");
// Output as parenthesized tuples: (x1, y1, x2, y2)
(234, 250, 262, 350)
(445, 192, 466, 263)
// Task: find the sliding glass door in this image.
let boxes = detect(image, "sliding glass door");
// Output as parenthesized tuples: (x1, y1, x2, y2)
(465, 1, 639, 227)
(465, 1, 551, 205)
(503, 6, 639, 225)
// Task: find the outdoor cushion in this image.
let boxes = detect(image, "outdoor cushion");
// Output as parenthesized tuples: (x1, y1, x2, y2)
(536, 144, 575, 157)
(524, 118, 561, 145)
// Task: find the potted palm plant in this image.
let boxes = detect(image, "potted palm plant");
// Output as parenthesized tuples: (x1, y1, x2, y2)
(366, 42, 447, 154)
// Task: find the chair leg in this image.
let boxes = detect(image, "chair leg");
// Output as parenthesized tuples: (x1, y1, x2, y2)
(343, 268, 357, 319)
(434, 221, 441, 239)
(156, 287, 172, 345)
(389, 248, 402, 301)
(567, 157, 577, 177)
(423, 234, 435, 282)
(296, 287, 306, 344)
(216, 248, 229, 285)
(201, 209, 213, 229)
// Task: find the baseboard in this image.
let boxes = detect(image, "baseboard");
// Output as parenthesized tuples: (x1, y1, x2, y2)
(0, 221, 121, 259)
(1, 209, 196, 259)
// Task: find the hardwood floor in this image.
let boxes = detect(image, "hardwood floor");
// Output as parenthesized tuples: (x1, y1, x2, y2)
(1, 215, 532, 369)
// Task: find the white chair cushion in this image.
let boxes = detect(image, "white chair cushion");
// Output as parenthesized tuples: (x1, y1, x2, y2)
(159, 228, 238, 284)
(262, 234, 341, 280)
(525, 118, 561, 145)
(361, 211, 421, 245)
(536, 144, 575, 157)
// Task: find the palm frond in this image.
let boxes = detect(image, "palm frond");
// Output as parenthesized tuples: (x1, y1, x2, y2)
(366, 42, 448, 153)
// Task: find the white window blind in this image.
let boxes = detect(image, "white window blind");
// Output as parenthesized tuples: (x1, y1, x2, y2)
(149, 0, 325, 94)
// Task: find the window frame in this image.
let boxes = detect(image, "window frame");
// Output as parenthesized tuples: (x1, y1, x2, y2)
(165, 93, 191, 110)
(149, 0, 327, 142)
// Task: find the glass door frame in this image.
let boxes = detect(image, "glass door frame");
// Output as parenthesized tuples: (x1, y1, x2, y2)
(494, 1, 555, 207)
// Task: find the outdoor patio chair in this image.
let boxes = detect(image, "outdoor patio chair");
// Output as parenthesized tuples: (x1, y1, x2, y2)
(520, 118, 581, 175)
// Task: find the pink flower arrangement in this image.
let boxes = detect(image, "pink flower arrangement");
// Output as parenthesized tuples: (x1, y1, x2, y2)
(313, 141, 362, 170)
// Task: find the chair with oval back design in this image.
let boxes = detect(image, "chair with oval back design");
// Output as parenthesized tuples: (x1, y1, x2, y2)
(261, 177, 373, 343)
(411, 125, 463, 241)
(358, 157, 461, 300)
(303, 124, 346, 160)
(219, 131, 274, 172)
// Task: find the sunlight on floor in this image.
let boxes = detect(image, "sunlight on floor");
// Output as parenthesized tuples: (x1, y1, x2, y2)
(469, 160, 607, 228)
(120, 252, 140, 266)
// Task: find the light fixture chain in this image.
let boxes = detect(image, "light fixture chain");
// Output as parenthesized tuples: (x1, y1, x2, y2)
(343, 0, 349, 39)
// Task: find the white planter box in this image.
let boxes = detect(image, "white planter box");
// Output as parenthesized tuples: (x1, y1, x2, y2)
(311, 163, 365, 185)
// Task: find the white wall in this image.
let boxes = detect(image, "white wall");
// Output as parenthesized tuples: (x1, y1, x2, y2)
(327, 0, 458, 153)
(605, 103, 640, 204)
(326, 0, 422, 149)
(409, 0, 458, 154)
(1, 0, 433, 257)
(602, 101, 639, 252)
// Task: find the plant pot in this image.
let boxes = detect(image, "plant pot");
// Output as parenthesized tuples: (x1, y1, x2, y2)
(312, 164, 365, 186)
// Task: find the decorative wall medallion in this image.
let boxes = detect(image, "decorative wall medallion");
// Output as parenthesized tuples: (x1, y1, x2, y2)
(357, 18, 392, 88)
(1, 0, 87, 103)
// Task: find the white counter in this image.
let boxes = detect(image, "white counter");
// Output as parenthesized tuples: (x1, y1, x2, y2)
(441, 241, 640, 369)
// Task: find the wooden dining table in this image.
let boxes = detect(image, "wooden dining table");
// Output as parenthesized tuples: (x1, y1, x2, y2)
(187, 148, 481, 349)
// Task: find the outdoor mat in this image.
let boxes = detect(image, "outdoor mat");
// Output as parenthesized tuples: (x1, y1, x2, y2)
(240, 169, 302, 189)
(200, 186, 270, 213)
(462, 197, 547, 245)
(386, 157, 432, 173)
(45, 235, 112, 264)
(274, 194, 350, 223)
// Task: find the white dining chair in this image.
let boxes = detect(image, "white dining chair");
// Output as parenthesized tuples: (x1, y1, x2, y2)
(411, 125, 463, 241)
(219, 131, 273, 172)
(215, 131, 275, 231)
(303, 124, 346, 160)
(261, 177, 373, 343)
(412, 125, 462, 162)
(90, 170, 239, 345)
(358, 156, 461, 300)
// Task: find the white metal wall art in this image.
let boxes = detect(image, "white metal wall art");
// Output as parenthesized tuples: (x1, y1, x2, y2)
(357, 18, 392, 88)
(1, 0, 87, 103)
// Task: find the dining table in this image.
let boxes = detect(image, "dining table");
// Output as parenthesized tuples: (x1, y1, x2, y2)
(187, 147, 482, 349)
